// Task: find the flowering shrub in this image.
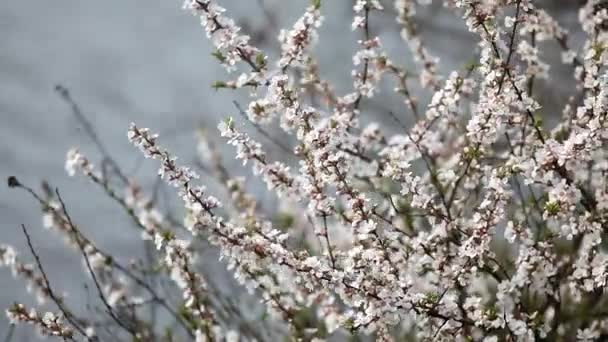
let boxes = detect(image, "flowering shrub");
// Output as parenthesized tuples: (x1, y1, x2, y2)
(4, 0, 608, 340)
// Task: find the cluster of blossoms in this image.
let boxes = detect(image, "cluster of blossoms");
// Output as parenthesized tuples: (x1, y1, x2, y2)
(182, 0, 260, 73)
(4, 0, 608, 341)
(6, 304, 74, 339)
(1, 244, 50, 304)
(394, 0, 439, 89)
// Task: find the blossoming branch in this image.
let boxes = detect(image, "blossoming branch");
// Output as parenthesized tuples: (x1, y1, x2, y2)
(5, 0, 608, 341)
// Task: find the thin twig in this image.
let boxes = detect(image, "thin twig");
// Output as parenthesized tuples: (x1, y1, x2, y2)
(2, 324, 15, 342)
(54, 189, 138, 338)
(232, 100, 294, 156)
(322, 214, 336, 268)
(19, 224, 94, 341)
(471, 2, 598, 213)
(55, 85, 129, 185)
(496, 0, 521, 94)
(9, 176, 194, 338)
(353, 5, 371, 110)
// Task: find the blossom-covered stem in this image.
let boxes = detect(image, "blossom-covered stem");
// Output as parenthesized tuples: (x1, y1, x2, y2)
(394, 0, 439, 89)
(475, 4, 548, 148)
(232, 100, 293, 156)
(162, 237, 217, 340)
(65, 148, 219, 336)
(182, 190, 305, 326)
(448, 161, 477, 211)
(470, 2, 600, 216)
(55, 85, 129, 185)
(81, 169, 148, 232)
(18, 224, 94, 341)
(520, 29, 536, 154)
(403, 128, 451, 219)
(218, 120, 299, 197)
(321, 214, 336, 268)
(131, 124, 492, 331)
(496, 0, 522, 94)
(278, 2, 323, 72)
(6, 304, 77, 341)
(387, 65, 420, 119)
(71, 168, 219, 337)
(504, 132, 544, 230)
(10, 176, 195, 338)
(8, 0, 608, 339)
(129, 124, 306, 317)
(353, 3, 371, 110)
(53, 189, 139, 338)
(190, 0, 262, 73)
(556, 35, 584, 71)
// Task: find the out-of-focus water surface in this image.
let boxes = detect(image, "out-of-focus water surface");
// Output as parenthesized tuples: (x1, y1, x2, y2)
(0, 0, 582, 339)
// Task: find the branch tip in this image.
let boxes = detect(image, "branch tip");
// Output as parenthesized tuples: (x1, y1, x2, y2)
(7, 176, 21, 188)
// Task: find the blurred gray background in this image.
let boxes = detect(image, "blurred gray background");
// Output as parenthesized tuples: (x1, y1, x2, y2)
(0, 0, 582, 339)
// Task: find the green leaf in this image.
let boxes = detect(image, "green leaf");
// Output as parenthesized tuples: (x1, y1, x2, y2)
(211, 50, 226, 62)
(533, 113, 543, 129)
(255, 52, 266, 69)
(211, 80, 227, 90)
(463, 146, 482, 161)
(161, 229, 175, 241)
(274, 212, 295, 230)
(544, 200, 560, 216)
(223, 116, 234, 129)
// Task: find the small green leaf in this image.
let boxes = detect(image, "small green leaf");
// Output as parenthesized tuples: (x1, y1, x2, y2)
(223, 116, 234, 129)
(544, 201, 560, 216)
(343, 317, 355, 331)
(553, 127, 570, 143)
(274, 212, 295, 230)
(211, 80, 227, 90)
(255, 52, 266, 69)
(533, 114, 543, 129)
(161, 229, 175, 241)
(464, 146, 482, 161)
(211, 50, 226, 62)
(424, 291, 440, 304)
